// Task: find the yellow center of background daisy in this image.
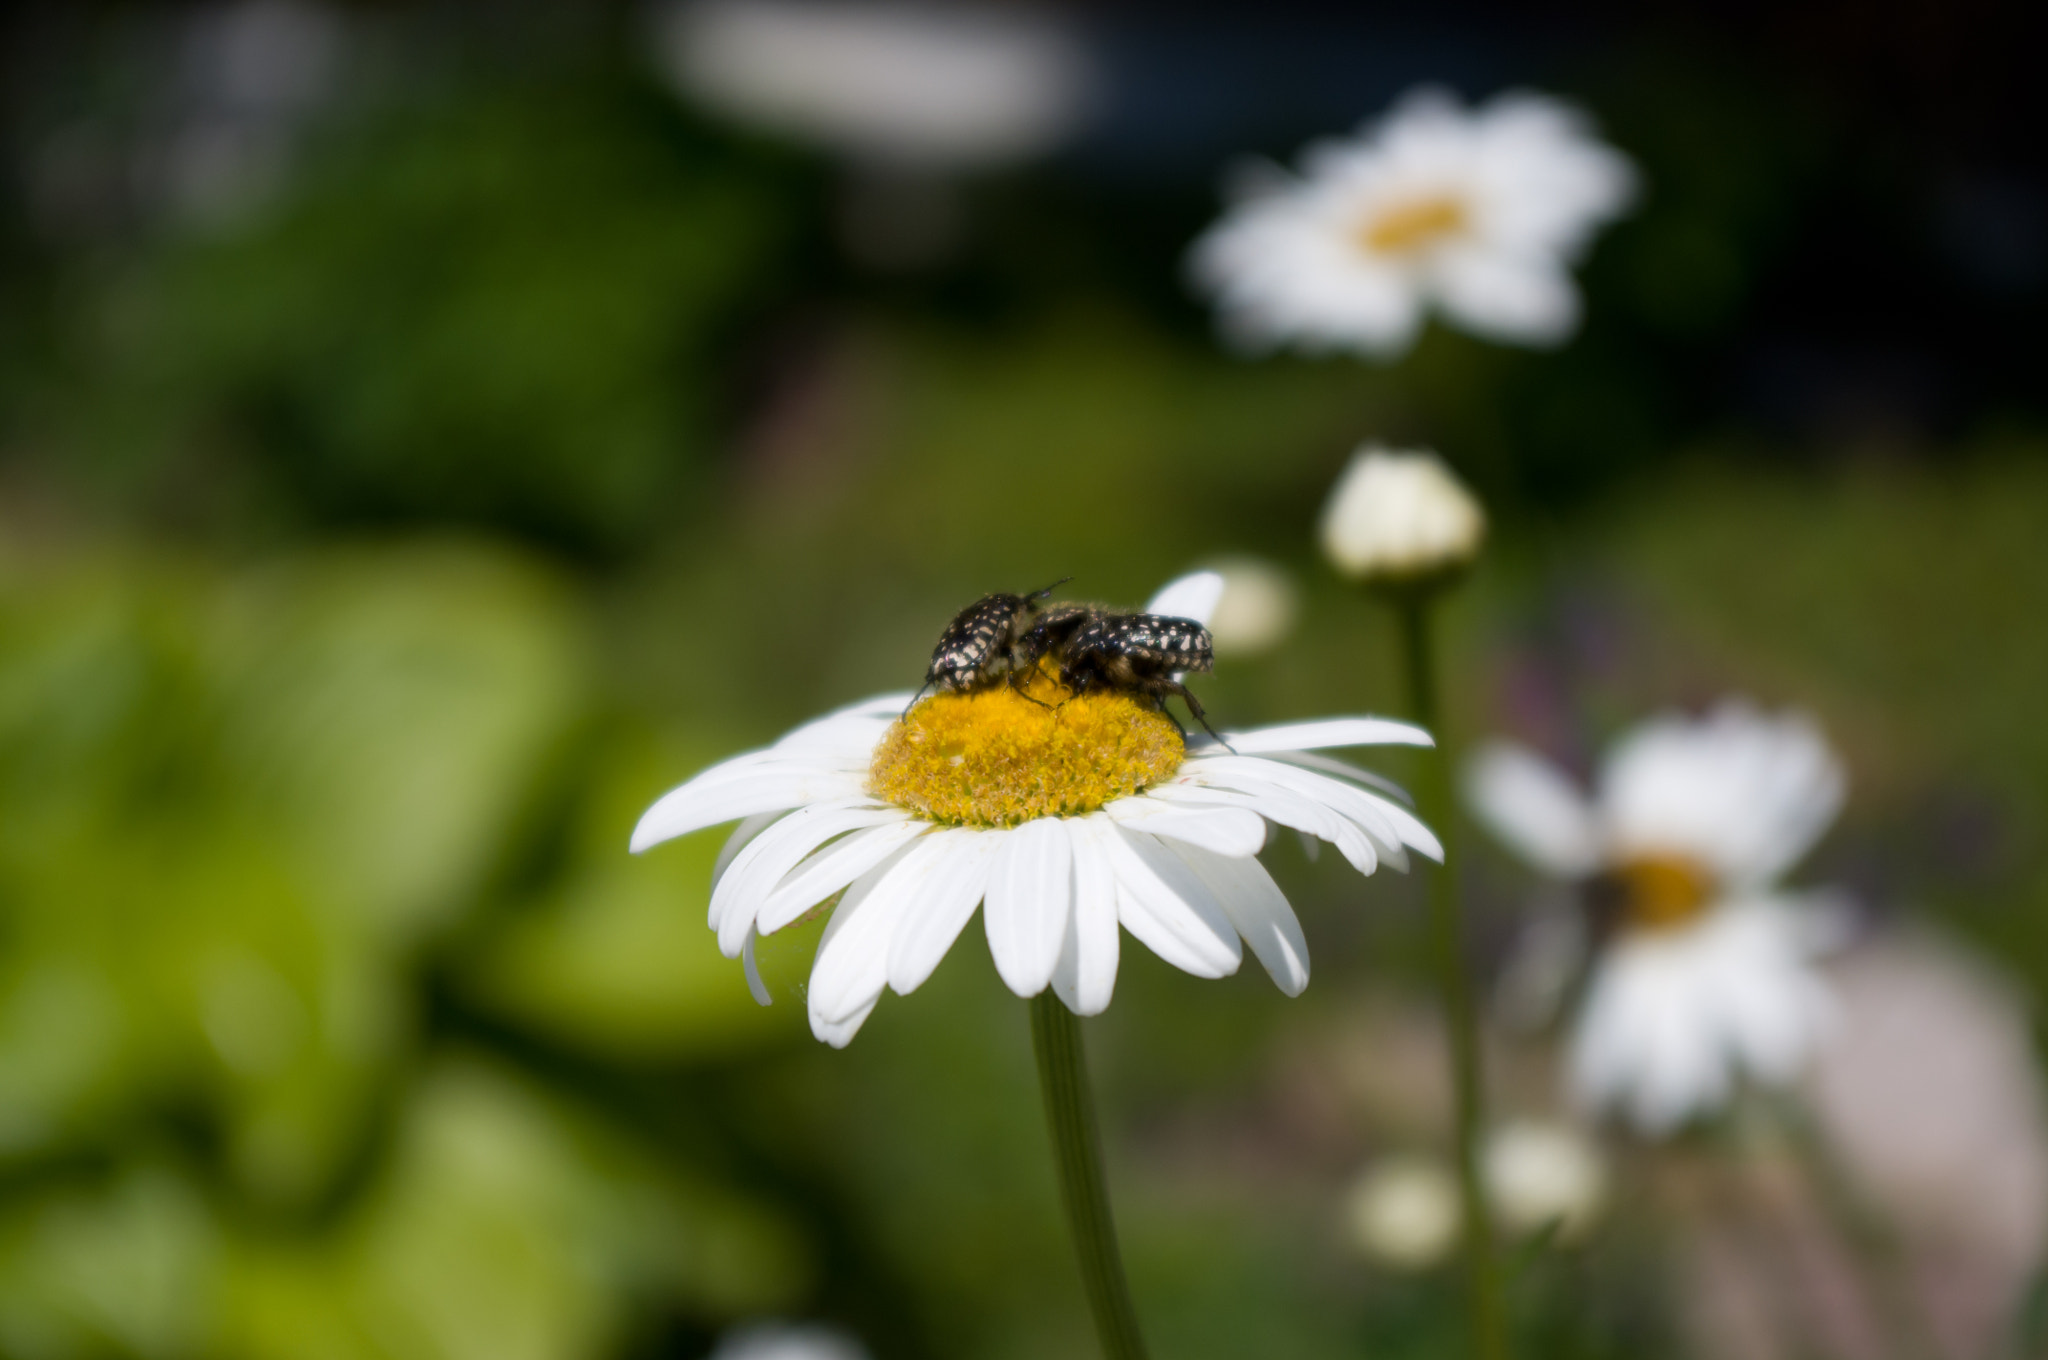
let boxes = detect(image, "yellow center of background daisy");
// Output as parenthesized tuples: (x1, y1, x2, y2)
(868, 663, 1184, 827)
(1358, 195, 1470, 256)
(1615, 854, 1714, 931)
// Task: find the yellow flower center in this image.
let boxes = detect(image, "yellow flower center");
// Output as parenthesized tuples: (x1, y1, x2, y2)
(1357, 194, 1470, 256)
(868, 663, 1185, 828)
(1614, 854, 1714, 932)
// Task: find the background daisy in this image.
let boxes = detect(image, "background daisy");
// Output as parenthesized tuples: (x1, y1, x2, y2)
(1191, 85, 1636, 358)
(1466, 702, 1847, 1132)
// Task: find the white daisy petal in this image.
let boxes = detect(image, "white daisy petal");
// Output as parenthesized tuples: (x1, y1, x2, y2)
(1716, 706, 1845, 886)
(810, 991, 882, 1049)
(1307, 781, 1429, 866)
(774, 692, 920, 751)
(1599, 702, 1844, 889)
(1713, 901, 1836, 1079)
(666, 746, 850, 785)
(714, 799, 912, 954)
(1431, 250, 1579, 346)
(1104, 822, 1242, 978)
(1149, 778, 1381, 876)
(807, 840, 931, 1024)
(1265, 748, 1416, 805)
(1195, 716, 1434, 755)
(631, 764, 868, 852)
(1112, 885, 1220, 979)
(741, 929, 771, 1006)
(886, 829, 1002, 996)
(1568, 899, 1835, 1133)
(757, 819, 932, 935)
(1464, 742, 1601, 879)
(984, 817, 1074, 998)
(1185, 756, 1442, 863)
(1144, 571, 1226, 627)
(1105, 798, 1267, 858)
(1570, 943, 1713, 1130)
(1053, 816, 1122, 1015)
(1168, 840, 1310, 996)
(1311, 778, 1439, 864)
(712, 810, 786, 886)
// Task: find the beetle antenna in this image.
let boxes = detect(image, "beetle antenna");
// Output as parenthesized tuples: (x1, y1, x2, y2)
(1025, 576, 1072, 603)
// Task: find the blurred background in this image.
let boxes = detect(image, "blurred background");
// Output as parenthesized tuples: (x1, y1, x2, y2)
(1, 2, 2045, 1357)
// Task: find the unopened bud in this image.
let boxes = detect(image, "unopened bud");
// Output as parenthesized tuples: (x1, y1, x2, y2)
(1484, 1119, 1607, 1241)
(1343, 1155, 1460, 1270)
(1319, 446, 1486, 585)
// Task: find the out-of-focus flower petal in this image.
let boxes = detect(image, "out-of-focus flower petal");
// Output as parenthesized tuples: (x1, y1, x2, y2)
(1464, 742, 1603, 879)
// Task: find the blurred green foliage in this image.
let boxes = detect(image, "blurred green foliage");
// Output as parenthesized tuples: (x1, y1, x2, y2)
(32, 76, 805, 552)
(0, 544, 581, 1192)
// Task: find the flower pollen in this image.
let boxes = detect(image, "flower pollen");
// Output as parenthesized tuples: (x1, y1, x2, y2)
(868, 665, 1184, 827)
(1358, 194, 1469, 256)
(1616, 854, 1714, 932)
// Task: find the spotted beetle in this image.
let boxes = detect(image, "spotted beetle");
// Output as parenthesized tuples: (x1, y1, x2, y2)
(908, 579, 1068, 709)
(1014, 603, 1226, 743)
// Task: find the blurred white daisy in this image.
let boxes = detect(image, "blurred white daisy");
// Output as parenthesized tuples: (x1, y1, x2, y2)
(656, 0, 1092, 170)
(1466, 702, 1847, 1133)
(633, 573, 1440, 1046)
(1190, 86, 1636, 358)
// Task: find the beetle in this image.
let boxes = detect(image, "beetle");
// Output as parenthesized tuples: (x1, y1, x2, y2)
(1015, 604, 1226, 743)
(908, 579, 1068, 709)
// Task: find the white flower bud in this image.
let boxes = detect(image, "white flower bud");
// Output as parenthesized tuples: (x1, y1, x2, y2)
(1484, 1119, 1608, 1241)
(1343, 1155, 1460, 1270)
(1319, 446, 1486, 584)
(1204, 555, 1299, 658)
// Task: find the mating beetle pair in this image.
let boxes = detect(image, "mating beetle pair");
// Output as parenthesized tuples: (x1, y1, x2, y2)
(912, 581, 1222, 741)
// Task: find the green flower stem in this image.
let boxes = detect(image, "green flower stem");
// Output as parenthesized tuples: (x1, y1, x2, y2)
(1031, 991, 1151, 1360)
(1394, 591, 1509, 1360)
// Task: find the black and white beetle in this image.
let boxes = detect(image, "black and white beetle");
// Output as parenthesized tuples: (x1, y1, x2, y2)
(913, 583, 1227, 744)
(1017, 604, 1225, 743)
(907, 579, 1068, 709)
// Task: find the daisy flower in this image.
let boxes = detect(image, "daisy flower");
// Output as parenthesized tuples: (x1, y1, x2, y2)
(1465, 702, 1847, 1133)
(1190, 86, 1636, 358)
(632, 573, 1441, 1046)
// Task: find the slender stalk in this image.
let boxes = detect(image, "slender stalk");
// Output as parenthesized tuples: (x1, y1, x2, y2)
(1031, 992, 1151, 1360)
(1394, 591, 1508, 1360)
